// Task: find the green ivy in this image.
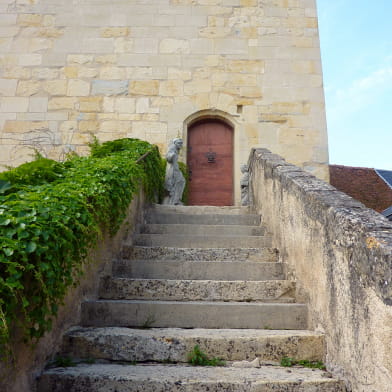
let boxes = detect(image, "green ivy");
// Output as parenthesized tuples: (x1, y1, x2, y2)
(0, 138, 164, 361)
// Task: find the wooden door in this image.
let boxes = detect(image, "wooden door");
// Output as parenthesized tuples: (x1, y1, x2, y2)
(187, 119, 233, 206)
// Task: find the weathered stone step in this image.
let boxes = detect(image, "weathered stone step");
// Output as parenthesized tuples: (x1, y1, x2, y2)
(148, 204, 252, 215)
(99, 277, 295, 302)
(145, 212, 261, 226)
(81, 300, 307, 329)
(133, 233, 272, 248)
(122, 246, 279, 262)
(61, 327, 325, 362)
(38, 363, 345, 392)
(140, 223, 267, 236)
(113, 260, 286, 281)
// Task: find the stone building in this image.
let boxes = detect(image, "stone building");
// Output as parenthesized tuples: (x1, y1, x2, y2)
(0, 0, 329, 204)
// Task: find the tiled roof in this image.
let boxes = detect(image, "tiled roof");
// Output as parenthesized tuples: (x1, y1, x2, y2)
(329, 165, 392, 212)
(382, 206, 392, 221)
(375, 169, 392, 189)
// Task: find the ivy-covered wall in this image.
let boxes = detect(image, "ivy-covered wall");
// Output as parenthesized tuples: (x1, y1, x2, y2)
(0, 138, 164, 391)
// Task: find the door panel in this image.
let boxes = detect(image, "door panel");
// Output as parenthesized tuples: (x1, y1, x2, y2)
(187, 120, 233, 206)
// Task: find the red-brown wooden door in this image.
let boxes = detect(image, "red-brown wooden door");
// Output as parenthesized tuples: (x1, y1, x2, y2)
(187, 120, 233, 206)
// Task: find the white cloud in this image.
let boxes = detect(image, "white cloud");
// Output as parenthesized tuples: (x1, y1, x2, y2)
(327, 63, 392, 120)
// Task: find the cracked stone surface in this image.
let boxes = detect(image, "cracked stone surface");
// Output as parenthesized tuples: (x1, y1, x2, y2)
(62, 327, 325, 362)
(123, 246, 279, 262)
(38, 364, 346, 392)
(99, 277, 296, 302)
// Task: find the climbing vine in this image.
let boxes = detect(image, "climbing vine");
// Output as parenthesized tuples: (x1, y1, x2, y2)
(0, 138, 164, 361)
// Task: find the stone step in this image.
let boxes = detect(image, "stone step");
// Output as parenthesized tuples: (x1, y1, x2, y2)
(139, 223, 267, 236)
(133, 233, 272, 248)
(113, 260, 286, 281)
(38, 364, 345, 392)
(81, 300, 307, 329)
(148, 204, 252, 215)
(122, 246, 279, 262)
(145, 212, 261, 226)
(61, 327, 325, 363)
(99, 277, 296, 302)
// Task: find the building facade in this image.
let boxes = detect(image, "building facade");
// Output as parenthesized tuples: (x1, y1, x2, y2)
(0, 0, 329, 204)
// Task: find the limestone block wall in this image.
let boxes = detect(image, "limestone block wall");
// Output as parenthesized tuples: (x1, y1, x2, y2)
(249, 148, 392, 392)
(0, 0, 329, 201)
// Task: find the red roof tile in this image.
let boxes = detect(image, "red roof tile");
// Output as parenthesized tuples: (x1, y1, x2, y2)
(329, 165, 392, 212)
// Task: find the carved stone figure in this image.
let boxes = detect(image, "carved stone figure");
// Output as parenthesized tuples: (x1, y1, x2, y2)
(240, 164, 250, 206)
(164, 138, 185, 205)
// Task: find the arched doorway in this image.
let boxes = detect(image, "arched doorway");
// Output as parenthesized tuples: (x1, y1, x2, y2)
(187, 119, 234, 206)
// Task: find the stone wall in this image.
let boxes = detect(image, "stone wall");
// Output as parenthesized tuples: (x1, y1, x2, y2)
(0, 191, 146, 392)
(0, 0, 329, 203)
(249, 148, 392, 392)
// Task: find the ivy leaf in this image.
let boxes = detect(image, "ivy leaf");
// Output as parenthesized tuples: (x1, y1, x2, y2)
(3, 248, 14, 257)
(0, 218, 11, 226)
(0, 180, 12, 194)
(26, 242, 37, 253)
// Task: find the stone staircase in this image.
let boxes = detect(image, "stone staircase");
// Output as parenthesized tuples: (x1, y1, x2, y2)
(37, 205, 345, 391)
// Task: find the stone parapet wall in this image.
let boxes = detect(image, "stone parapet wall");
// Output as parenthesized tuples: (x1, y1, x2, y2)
(0, 0, 329, 198)
(249, 148, 392, 392)
(0, 191, 146, 392)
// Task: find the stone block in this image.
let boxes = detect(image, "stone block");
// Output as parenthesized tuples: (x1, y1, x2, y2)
(91, 80, 128, 96)
(198, 26, 230, 39)
(95, 55, 117, 64)
(129, 80, 159, 96)
(37, 27, 64, 38)
(103, 97, 114, 112)
(100, 67, 126, 80)
(78, 97, 103, 112)
(215, 38, 248, 55)
(0, 79, 17, 96)
(48, 97, 76, 110)
(79, 120, 99, 132)
(2, 66, 31, 79)
(184, 79, 212, 95)
(159, 38, 190, 54)
(168, 68, 192, 81)
(82, 38, 113, 53)
(0, 26, 19, 37)
(126, 67, 153, 79)
(17, 14, 43, 27)
(100, 120, 130, 133)
(32, 68, 59, 79)
(227, 59, 265, 73)
(159, 80, 183, 97)
(135, 97, 149, 114)
(228, 73, 258, 86)
(18, 54, 42, 66)
(3, 120, 48, 133)
(240, 86, 262, 98)
(67, 79, 90, 96)
(67, 55, 94, 65)
(62, 66, 78, 78)
(114, 97, 136, 113)
(0, 14, 17, 26)
(43, 80, 67, 95)
(114, 37, 134, 53)
(133, 38, 158, 54)
(1, 97, 29, 112)
(29, 97, 48, 112)
(78, 67, 99, 78)
(100, 27, 130, 38)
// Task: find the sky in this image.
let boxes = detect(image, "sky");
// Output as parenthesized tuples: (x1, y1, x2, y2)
(316, 0, 392, 170)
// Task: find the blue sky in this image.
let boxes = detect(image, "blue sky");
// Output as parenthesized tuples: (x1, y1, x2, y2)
(317, 0, 392, 170)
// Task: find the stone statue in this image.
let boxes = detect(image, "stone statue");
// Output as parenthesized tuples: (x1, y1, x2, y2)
(164, 138, 185, 205)
(240, 164, 250, 206)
